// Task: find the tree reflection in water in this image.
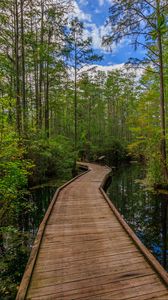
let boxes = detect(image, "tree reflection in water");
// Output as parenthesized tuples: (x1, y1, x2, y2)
(28, 186, 57, 238)
(107, 163, 168, 271)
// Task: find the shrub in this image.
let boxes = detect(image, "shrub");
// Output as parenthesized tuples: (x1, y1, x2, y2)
(28, 136, 75, 185)
(146, 152, 163, 186)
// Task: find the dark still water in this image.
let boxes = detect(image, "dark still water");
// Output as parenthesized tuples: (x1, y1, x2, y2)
(25, 184, 57, 241)
(107, 163, 168, 271)
(1, 183, 57, 300)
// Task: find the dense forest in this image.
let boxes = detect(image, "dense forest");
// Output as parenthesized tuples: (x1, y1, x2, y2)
(0, 0, 168, 298)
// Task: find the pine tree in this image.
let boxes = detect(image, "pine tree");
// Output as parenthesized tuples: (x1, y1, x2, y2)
(66, 17, 102, 149)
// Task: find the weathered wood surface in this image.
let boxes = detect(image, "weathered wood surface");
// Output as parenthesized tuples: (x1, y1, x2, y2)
(17, 163, 168, 300)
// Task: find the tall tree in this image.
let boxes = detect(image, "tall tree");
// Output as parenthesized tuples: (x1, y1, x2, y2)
(15, 0, 22, 135)
(103, 0, 168, 181)
(66, 17, 102, 150)
(20, 0, 27, 133)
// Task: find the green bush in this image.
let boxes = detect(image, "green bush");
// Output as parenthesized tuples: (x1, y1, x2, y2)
(146, 152, 163, 186)
(0, 136, 34, 299)
(0, 136, 33, 224)
(93, 139, 127, 165)
(0, 226, 30, 299)
(103, 139, 127, 165)
(28, 136, 75, 185)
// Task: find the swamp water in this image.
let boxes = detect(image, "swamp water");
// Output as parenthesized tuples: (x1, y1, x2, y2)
(23, 184, 57, 239)
(107, 163, 168, 271)
(0, 183, 58, 299)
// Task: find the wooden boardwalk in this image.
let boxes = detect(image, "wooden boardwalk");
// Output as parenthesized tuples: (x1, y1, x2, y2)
(17, 163, 168, 300)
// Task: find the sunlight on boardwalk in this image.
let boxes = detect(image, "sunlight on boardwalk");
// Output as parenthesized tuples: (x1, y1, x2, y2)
(17, 163, 168, 300)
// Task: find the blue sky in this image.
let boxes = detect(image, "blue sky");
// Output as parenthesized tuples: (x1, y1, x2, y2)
(74, 0, 145, 68)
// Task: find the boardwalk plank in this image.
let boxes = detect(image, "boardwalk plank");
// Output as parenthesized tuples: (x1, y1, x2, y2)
(34, 255, 145, 273)
(129, 291, 168, 300)
(27, 276, 166, 299)
(29, 266, 154, 289)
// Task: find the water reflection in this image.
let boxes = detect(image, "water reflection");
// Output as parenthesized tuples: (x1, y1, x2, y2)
(107, 163, 168, 271)
(0, 185, 57, 300)
(16, 186, 56, 267)
(27, 185, 57, 238)
(18, 185, 57, 253)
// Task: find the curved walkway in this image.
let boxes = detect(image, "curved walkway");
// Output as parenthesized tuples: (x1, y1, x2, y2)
(17, 163, 168, 299)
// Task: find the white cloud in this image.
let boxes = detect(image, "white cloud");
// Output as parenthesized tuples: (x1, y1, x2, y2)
(79, 0, 89, 5)
(77, 64, 124, 79)
(84, 22, 125, 54)
(69, 62, 144, 81)
(84, 63, 125, 73)
(94, 8, 101, 14)
(78, 64, 144, 83)
(71, 1, 125, 54)
(72, 1, 92, 22)
(98, 0, 105, 6)
(86, 23, 102, 49)
(98, 0, 114, 6)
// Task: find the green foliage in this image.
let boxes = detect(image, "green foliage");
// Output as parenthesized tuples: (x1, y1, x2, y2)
(127, 140, 145, 159)
(0, 136, 35, 298)
(102, 139, 127, 165)
(126, 63, 168, 185)
(146, 153, 163, 186)
(28, 136, 75, 185)
(0, 226, 30, 299)
(0, 135, 33, 206)
(78, 138, 127, 165)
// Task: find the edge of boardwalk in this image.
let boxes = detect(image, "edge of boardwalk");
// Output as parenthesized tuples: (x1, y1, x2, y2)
(100, 172, 168, 287)
(16, 164, 90, 300)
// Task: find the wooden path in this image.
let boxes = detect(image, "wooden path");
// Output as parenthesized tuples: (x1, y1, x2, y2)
(17, 163, 168, 300)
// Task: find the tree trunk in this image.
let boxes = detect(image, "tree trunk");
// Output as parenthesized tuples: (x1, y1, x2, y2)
(35, 23, 39, 130)
(88, 97, 91, 143)
(20, 0, 27, 134)
(45, 30, 51, 138)
(39, 0, 44, 129)
(74, 41, 77, 150)
(156, 0, 168, 182)
(15, 0, 21, 136)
